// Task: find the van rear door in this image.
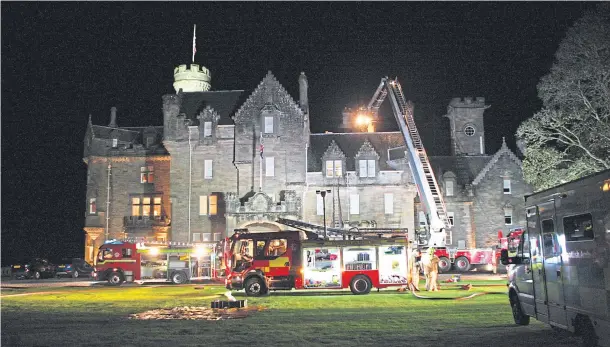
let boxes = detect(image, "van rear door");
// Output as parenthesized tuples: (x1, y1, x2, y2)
(528, 204, 550, 324)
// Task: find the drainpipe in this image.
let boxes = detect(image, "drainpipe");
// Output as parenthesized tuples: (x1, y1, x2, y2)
(188, 127, 194, 243)
(302, 142, 309, 221)
(105, 162, 112, 241)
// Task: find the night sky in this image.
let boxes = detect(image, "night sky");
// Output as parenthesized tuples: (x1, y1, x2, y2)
(1, 2, 594, 264)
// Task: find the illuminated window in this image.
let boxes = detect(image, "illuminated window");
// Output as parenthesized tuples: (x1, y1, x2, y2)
(358, 159, 376, 177)
(326, 160, 342, 177)
(204, 160, 213, 179)
(384, 193, 393, 214)
(446, 180, 454, 196)
(202, 233, 212, 242)
(89, 198, 97, 214)
(142, 197, 151, 216)
(112, 138, 118, 148)
(203, 121, 212, 137)
(264, 116, 274, 133)
(504, 209, 513, 225)
(503, 179, 511, 194)
(140, 166, 154, 183)
(132, 197, 141, 216)
(153, 197, 161, 216)
(350, 194, 359, 215)
(199, 194, 218, 216)
(265, 157, 275, 177)
(447, 212, 455, 226)
(464, 125, 475, 136)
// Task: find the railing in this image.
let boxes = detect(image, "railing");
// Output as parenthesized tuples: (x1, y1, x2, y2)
(123, 215, 169, 227)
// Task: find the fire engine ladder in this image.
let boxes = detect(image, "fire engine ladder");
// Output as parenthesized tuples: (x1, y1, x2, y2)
(276, 218, 409, 240)
(367, 77, 450, 246)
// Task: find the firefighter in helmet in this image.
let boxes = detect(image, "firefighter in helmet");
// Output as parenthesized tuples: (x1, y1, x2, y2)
(408, 248, 422, 291)
(424, 247, 440, 291)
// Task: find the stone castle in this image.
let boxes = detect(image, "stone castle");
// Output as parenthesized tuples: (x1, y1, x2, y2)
(82, 62, 531, 263)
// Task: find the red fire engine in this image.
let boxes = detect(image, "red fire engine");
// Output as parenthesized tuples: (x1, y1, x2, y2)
(224, 229, 413, 296)
(94, 239, 218, 285)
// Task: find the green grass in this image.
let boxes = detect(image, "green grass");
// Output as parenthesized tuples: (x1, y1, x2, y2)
(1, 283, 580, 347)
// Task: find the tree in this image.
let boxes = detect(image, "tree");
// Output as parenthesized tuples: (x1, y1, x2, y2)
(517, 4, 610, 191)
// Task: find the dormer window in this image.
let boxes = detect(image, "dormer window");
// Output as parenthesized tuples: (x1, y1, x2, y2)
(264, 116, 274, 133)
(445, 180, 454, 196)
(325, 160, 342, 177)
(112, 138, 118, 148)
(203, 121, 212, 137)
(442, 171, 457, 197)
(358, 159, 376, 178)
(146, 137, 155, 147)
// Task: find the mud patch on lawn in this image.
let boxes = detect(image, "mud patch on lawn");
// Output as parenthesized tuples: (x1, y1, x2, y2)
(128, 306, 266, 321)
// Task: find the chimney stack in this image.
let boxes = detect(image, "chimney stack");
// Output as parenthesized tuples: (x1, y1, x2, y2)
(109, 107, 117, 128)
(299, 72, 308, 114)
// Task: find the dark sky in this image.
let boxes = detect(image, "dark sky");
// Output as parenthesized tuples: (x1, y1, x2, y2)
(1, 2, 594, 263)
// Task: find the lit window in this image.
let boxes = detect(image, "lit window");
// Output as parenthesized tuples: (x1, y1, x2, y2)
(153, 197, 161, 216)
(265, 157, 275, 177)
(140, 166, 154, 183)
(325, 160, 342, 177)
(199, 196, 208, 215)
(204, 160, 213, 179)
(446, 180, 454, 196)
(447, 212, 455, 226)
(112, 138, 118, 148)
(209, 195, 218, 216)
(132, 197, 141, 216)
(464, 125, 475, 136)
(203, 121, 212, 137)
(504, 209, 513, 225)
(384, 193, 393, 214)
(359, 159, 376, 177)
(202, 233, 212, 242)
(142, 197, 151, 216)
(350, 194, 359, 215)
(89, 198, 96, 214)
(264, 116, 274, 133)
(503, 179, 511, 194)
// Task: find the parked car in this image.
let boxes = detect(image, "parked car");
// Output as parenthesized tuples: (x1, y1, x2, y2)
(55, 258, 94, 278)
(11, 258, 56, 280)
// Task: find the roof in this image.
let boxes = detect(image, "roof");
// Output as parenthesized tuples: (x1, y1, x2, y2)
(308, 132, 405, 172)
(179, 90, 246, 125)
(428, 155, 491, 186)
(90, 125, 163, 142)
(472, 138, 523, 185)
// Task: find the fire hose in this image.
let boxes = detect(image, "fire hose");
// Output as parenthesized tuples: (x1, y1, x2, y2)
(409, 284, 507, 300)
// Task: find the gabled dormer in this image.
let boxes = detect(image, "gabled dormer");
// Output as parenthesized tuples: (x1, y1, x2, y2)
(322, 140, 345, 179)
(197, 106, 221, 144)
(354, 139, 380, 178)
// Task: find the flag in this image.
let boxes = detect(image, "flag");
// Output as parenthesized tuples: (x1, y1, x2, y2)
(259, 132, 264, 158)
(192, 24, 197, 63)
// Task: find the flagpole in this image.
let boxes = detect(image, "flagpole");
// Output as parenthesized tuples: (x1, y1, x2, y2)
(192, 24, 196, 63)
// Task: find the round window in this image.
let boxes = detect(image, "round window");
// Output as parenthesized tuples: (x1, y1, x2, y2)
(464, 125, 476, 136)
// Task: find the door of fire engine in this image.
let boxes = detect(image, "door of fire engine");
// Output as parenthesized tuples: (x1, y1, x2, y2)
(539, 199, 569, 328)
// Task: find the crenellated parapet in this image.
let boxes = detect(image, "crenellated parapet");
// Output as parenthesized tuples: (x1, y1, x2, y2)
(173, 64, 211, 93)
(448, 97, 488, 109)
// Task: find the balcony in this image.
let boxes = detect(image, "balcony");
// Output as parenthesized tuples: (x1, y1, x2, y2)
(123, 215, 169, 228)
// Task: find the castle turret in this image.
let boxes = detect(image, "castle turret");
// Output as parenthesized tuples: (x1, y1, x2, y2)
(173, 64, 211, 93)
(299, 72, 308, 114)
(445, 97, 489, 156)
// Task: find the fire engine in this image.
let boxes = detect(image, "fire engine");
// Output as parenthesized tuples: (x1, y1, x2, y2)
(224, 228, 413, 296)
(361, 77, 510, 273)
(94, 239, 219, 285)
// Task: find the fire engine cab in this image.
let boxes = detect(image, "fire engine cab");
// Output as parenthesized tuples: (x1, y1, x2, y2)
(224, 229, 412, 296)
(94, 240, 218, 285)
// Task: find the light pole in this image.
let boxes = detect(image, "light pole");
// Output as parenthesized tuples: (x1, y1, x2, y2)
(316, 189, 332, 240)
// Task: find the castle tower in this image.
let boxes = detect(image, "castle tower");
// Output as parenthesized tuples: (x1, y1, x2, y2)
(444, 97, 489, 156)
(173, 64, 212, 93)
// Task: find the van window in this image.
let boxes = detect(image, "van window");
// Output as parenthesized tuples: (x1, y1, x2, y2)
(122, 248, 133, 258)
(563, 213, 594, 241)
(541, 219, 561, 256)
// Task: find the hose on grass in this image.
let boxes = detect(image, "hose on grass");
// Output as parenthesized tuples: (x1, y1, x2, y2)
(409, 284, 507, 300)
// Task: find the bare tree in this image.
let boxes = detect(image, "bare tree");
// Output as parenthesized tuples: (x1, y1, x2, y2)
(517, 4, 610, 190)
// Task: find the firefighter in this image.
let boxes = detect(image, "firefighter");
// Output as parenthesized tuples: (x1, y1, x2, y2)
(425, 248, 440, 292)
(408, 248, 421, 291)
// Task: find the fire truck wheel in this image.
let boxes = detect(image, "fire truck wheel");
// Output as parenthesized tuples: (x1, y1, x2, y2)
(438, 257, 452, 273)
(244, 277, 265, 297)
(509, 292, 530, 326)
(350, 275, 372, 295)
(171, 271, 188, 285)
(107, 272, 124, 286)
(454, 257, 471, 272)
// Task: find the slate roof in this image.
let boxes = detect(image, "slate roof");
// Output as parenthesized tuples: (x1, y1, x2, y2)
(308, 132, 406, 172)
(428, 155, 491, 186)
(179, 90, 246, 125)
(91, 125, 142, 142)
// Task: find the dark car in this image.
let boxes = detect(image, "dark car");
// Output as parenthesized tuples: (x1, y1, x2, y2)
(55, 258, 94, 278)
(11, 258, 56, 280)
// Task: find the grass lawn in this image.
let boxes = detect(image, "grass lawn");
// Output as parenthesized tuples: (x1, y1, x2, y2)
(1, 282, 581, 347)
